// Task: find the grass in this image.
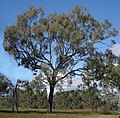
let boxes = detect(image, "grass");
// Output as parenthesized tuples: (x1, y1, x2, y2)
(0, 109, 119, 118)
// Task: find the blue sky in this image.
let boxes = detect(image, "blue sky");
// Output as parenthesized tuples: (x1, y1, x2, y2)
(0, 0, 120, 84)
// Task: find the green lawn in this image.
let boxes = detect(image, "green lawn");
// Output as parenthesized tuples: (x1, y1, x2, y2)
(0, 109, 119, 118)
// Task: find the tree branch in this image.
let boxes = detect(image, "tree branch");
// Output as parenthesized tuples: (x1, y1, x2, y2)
(56, 67, 84, 83)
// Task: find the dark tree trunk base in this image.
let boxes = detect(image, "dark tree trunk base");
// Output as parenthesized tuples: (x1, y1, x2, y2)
(48, 84, 55, 113)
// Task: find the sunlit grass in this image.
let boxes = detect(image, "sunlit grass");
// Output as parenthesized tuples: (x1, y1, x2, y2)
(0, 109, 119, 118)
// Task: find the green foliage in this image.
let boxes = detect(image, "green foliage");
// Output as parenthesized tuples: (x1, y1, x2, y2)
(0, 98, 13, 109)
(18, 89, 47, 109)
(80, 49, 120, 112)
(54, 90, 83, 109)
(110, 65, 120, 91)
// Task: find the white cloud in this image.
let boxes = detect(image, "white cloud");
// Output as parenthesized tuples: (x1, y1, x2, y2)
(0, 36, 34, 84)
(112, 43, 120, 56)
(45, 77, 83, 97)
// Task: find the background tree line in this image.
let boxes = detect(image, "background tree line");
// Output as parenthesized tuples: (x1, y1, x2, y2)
(0, 65, 120, 112)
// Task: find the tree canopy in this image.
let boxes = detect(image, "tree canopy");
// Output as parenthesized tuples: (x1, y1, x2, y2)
(3, 6, 118, 112)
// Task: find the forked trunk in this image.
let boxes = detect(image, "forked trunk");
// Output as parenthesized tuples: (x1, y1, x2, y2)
(48, 84, 55, 113)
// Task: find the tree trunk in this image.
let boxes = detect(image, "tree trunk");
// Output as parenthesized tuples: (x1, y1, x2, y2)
(12, 90, 15, 112)
(15, 85, 19, 113)
(48, 84, 55, 113)
(15, 101, 19, 113)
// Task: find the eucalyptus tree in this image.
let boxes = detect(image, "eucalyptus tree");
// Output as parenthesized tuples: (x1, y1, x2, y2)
(3, 6, 117, 112)
(82, 49, 120, 111)
(0, 73, 14, 110)
(110, 64, 120, 92)
(0, 73, 13, 97)
(12, 79, 29, 112)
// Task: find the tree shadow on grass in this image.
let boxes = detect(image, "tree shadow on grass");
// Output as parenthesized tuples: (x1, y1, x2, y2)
(0, 109, 119, 115)
(0, 109, 47, 114)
